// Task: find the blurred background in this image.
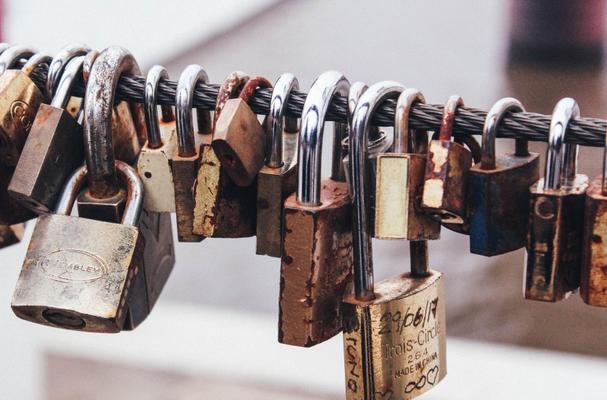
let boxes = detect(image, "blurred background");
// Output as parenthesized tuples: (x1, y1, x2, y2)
(1, 0, 607, 399)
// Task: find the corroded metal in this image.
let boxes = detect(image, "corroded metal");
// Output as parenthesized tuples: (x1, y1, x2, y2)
(581, 177, 607, 307)
(0, 223, 24, 248)
(0, 163, 35, 224)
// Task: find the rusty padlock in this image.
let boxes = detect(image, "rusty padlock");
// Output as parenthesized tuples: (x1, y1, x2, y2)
(212, 76, 271, 187)
(375, 88, 441, 240)
(525, 98, 588, 302)
(468, 97, 540, 256)
(256, 73, 299, 257)
(421, 95, 472, 224)
(279, 71, 352, 347)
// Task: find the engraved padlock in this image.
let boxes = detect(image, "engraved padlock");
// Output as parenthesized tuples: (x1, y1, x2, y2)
(279, 71, 352, 347)
(375, 88, 441, 240)
(525, 98, 588, 302)
(468, 98, 540, 255)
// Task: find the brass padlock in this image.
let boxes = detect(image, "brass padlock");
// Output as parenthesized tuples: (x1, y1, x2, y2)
(192, 71, 257, 238)
(525, 98, 588, 302)
(136, 65, 178, 213)
(172, 64, 212, 242)
(279, 71, 352, 347)
(468, 98, 540, 256)
(212, 76, 271, 187)
(256, 73, 299, 257)
(9, 55, 86, 213)
(0, 223, 24, 248)
(421, 95, 472, 224)
(375, 88, 441, 240)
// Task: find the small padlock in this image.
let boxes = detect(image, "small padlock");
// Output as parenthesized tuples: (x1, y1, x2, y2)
(468, 98, 540, 256)
(212, 76, 271, 187)
(0, 223, 24, 248)
(8, 55, 86, 213)
(136, 65, 178, 213)
(422, 95, 472, 224)
(279, 71, 352, 347)
(525, 97, 588, 302)
(12, 161, 144, 333)
(192, 71, 257, 238)
(375, 88, 441, 240)
(256, 73, 299, 257)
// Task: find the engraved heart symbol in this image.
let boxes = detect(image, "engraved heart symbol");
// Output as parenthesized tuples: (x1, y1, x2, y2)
(426, 365, 439, 386)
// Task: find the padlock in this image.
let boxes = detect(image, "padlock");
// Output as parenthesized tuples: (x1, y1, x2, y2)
(136, 65, 178, 213)
(256, 73, 299, 257)
(192, 71, 257, 238)
(212, 76, 271, 187)
(278, 71, 352, 347)
(172, 64, 212, 242)
(525, 97, 588, 302)
(375, 88, 441, 240)
(421, 95, 472, 224)
(0, 223, 24, 248)
(468, 98, 540, 256)
(8, 55, 86, 213)
(11, 161, 145, 333)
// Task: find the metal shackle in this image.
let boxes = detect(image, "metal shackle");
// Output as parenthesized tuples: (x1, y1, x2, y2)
(394, 88, 427, 154)
(267, 73, 299, 168)
(481, 97, 526, 170)
(438, 95, 464, 141)
(297, 71, 350, 206)
(175, 64, 210, 157)
(46, 43, 91, 97)
(145, 65, 175, 149)
(51, 55, 85, 109)
(56, 161, 143, 227)
(544, 97, 580, 190)
(0, 45, 35, 75)
(350, 81, 405, 301)
(0, 43, 10, 58)
(347, 81, 392, 154)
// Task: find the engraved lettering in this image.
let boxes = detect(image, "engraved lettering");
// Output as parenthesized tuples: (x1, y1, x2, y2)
(38, 249, 108, 283)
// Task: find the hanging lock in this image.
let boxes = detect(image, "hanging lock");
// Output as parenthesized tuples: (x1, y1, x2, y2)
(256, 73, 299, 257)
(525, 98, 588, 302)
(279, 71, 352, 347)
(375, 88, 441, 240)
(343, 82, 446, 400)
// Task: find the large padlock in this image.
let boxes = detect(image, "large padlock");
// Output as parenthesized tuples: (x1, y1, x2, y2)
(9, 54, 86, 213)
(12, 161, 145, 333)
(171, 64, 212, 242)
(421, 95, 472, 224)
(279, 71, 352, 347)
(525, 98, 588, 302)
(0, 223, 24, 248)
(136, 65, 178, 213)
(212, 76, 271, 187)
(375, 88, 441, 240)
(256, 73, 299, 257)
(192, 71, 257, 238)
(468, 98, 540, 255)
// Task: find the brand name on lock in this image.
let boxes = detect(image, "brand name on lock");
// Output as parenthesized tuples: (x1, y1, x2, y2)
(37, 249, 108, 283)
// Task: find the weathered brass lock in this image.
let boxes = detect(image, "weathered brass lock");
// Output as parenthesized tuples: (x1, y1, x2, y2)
(375, 88, 441, 240)
(256, 73, 299, 257)
(279, 71, 352, 347)
(12, 161, 145, 333)
(212, 76, 271, 187)
(525, 98, 588, 302)
(468, 98, 540, 256)
(136, 65, 178, 213)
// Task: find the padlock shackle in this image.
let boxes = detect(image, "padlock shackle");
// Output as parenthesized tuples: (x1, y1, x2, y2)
(297, 71, 350, 206)
(0, 45, 35, 75)
(175, 64, 211, 157)
(46, 43, 90, 97)
(213, 71, 249, 129)
(438, 95, 464, 141)
(145, 65, 174, 149)
(348, 81, 386, 150)
(410, 240, 430, 278)
(544, 97, 580, 190)
(239, 76, 272, 102)
(394, 88, 426, 154)
(22, 53, 52, 99)
(480, 98, 526, 170)
(0, 43, 10, 58)
(51, 55, 84, 110)
(350, 81, 405, 301)
(267, 73, 299, 168)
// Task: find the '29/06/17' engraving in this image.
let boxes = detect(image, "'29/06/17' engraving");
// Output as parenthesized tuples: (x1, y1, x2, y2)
(38, 249, 108, 283)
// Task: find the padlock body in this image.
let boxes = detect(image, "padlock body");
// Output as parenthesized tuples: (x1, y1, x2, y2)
(112, 100, 141, 165)
(0, 70, 45, 166)
(375, 153, 441, 240)
(212, 98, 266, 187)
(8, 104, 83, 213)
(581, 176, 607, 306)
(525, 175, 588, 302)
(172, 154, 203, 242)
(279, 180, 353, 347)
(0, 223, 24, 248)
(11, 214, 143, 333)
(0, 163, 35, 224)
(469, 152, 539, 256)
(342, 271, 447, 400)
(422, 140, 472, 224)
